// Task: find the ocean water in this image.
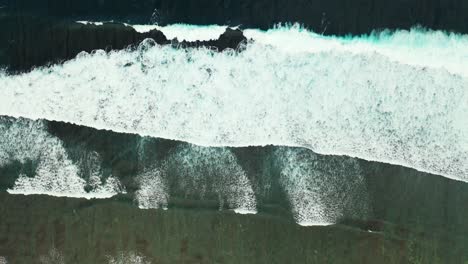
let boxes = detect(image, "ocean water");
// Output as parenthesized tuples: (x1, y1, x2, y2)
(0, 25, 467, 230)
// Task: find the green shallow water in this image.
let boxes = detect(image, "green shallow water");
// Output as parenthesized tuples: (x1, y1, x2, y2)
(1, 192, 465, 264)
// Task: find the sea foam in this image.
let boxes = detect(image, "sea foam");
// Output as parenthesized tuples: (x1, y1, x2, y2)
(1, 25, 467, 182)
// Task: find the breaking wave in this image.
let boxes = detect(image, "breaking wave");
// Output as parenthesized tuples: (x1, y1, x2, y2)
(0, 25, 467, 182)
(244, 25, 468, 77)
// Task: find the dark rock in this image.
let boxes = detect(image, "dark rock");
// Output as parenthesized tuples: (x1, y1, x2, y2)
(215, 28, 247, 51)
(175, 28, 247, 51)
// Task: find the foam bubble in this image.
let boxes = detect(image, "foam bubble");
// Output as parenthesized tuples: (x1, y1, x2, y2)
(1, 26, 467, 182)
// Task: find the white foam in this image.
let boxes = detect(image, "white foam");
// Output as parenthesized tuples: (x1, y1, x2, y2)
(276, 147, 369, 226)
(76, 21, 228, 41)
(130, 25, 159, 33)
(135, 168, 169, 209)
(147, 24, 228, 41)
(72, 23, 468, 76)
(1, 26, 467, 182)
(107, 252, 151, 264)
(76, 21, 104, 26)
(233, 208, 257, 215)
(1, 118, 124, 199)
(298, 222, 334, 227)
(244, 25, 468, 78)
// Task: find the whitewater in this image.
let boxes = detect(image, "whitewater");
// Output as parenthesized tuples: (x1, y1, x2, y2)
(0, 24, 467, 182)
